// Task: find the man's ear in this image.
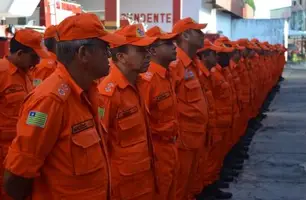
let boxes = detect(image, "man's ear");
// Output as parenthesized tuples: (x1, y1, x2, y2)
(116, 52, 127, 64)
(77, 45, 89, 64)
(182, 31, 190, 41)
(148, 47, 157, 56)
(16, 49, 23, 57)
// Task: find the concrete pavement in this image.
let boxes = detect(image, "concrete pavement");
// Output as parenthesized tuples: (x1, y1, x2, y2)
(229, 64, 306, 200)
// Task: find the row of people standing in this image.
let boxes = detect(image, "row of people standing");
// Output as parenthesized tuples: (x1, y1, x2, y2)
(0, 13, 286, 200)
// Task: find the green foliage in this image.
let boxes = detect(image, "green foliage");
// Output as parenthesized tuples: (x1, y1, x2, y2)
(245, 0, 256, 10)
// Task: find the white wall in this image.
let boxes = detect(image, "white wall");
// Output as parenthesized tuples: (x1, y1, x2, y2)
(181, 0, 201, 22)
(216, 11, 232, 39)
(231, 19, 286, 44)
(120, 0, 173, 31)
(75, 0, 104, 11)
(199, 1, 216, 33)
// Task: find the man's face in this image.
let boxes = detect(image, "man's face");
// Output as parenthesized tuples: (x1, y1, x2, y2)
(187, 29, 204, 49)
(150, 39, 176, 64)
(231, 50, 240, 62)
(85, 40, 111, 79)
(124, 45, 151, 73)
(200, 50, 217, 67)
(217, 52, 230, 67)
(17, 50, 40, 71)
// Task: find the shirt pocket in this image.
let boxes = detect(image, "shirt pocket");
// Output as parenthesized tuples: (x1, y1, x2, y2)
(71, 128, 105, 175)
(4, 91, 27, 117)
(219, 82, 231, 99)
(118, 113, 146, 148)
(117, 158, 154, 200)
(185, 79, 202, 103)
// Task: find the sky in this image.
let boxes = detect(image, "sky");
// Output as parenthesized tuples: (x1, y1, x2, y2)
(254, 0, 292, 18)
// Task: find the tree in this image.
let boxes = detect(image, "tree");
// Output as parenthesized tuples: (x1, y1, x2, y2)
(244, 0, 256, 10)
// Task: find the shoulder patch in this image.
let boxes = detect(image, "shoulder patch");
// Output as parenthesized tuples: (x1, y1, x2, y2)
(98, 81, 117, 97)
(48, 77, 71, 101)
(140, 71, 154, 82)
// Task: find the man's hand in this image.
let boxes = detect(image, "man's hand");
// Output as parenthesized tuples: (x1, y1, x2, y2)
(3, 170, 33, 200)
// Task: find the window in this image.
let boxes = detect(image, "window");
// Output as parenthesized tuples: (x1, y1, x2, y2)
(293, 1, 297, 6)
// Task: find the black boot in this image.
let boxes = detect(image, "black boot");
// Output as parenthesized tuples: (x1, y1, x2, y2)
(221, 175, 234, 182)
(216, 180, 229, 189)
(214, 189, 233, 199)
(222, 168, 239, 177)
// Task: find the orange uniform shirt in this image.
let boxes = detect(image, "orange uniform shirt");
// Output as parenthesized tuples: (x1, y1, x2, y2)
(4, 63, 110, 200)
(170, 47, 209, 149)
(138, 61, 179, 200)
(211, 65, 233, 130)
(138, 62, 179, 140)
(30, 52, 57, 87)
(98, 64, 155, 200)
(0, 57, 33, 136)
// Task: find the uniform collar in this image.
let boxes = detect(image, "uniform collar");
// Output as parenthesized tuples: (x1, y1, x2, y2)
(49, 51, 57, 60)
(176, 47, 193, 67)
(57, 62, 97, 98)
(149, 61, 167, 78)
(5, 57, 18, 75)
(230, 60, 237, 69)
(109, 62, 130, 89)
(195, 59, 210, 77)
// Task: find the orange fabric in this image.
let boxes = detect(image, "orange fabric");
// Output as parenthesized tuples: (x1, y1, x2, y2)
(146, 26, 177, 39)
(44, 25, 57, 39)
(4, 63, 110, 199)
(98, 63, 156, 200)
(56, 13, 125, 45)
(112, 24, 157, 48)
(172, 17, 207, 34)
(138, 61, 179, 200)
(213, 41, 235, 52)
(0, 57, 33, 199)
(14, 29, 50, 58)
(30, 52, 57, 87)
(197, 39, 223, 53)
(170, 47, 208, 200)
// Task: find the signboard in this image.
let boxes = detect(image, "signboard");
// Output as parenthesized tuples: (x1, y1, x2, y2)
(120, 0, 173, 31)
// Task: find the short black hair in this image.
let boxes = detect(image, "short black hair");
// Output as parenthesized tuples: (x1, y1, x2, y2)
(44, 38, 56, 52)
(110, 45, 128, 62)
(56, 38, 101, 66)
(198, 49, 212, 57)
(9, 36, 34, 54)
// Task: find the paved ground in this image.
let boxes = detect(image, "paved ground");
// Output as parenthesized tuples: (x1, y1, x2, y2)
(229, 64, 306, 200)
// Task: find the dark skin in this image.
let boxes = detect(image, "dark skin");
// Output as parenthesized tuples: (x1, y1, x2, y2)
(149, 39, 177, 69)
(7, 50, 40, 72)
(114, 44, 151, 85)
(3, 39, 111, 200)
(217, 52, 231, 68)
(176, 29, 204, 59)
(231, 50, 241, 64)
(198, 50, 217, 70)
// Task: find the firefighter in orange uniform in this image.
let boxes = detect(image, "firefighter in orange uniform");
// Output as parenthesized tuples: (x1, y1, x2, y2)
(138, 26, 179, 200)
(98, 24, 158, 200)
(170, 17, 209, 200)
(0, 29, 50, 200)
(196, 39, 233, 200)
(4, 13, 124, 200)
(30, 25, 58, 87)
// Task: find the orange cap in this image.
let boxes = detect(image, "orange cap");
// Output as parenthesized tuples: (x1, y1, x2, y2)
(230, 41, 245, 50)
(236, 38, 254, 49)
(197, 39, 223, 53)
(213, 40, 235, 53)
(172, 17, 207, 34)
(56, 13, 125, 45)
(44, 25, 57, 39)
(111, 24, 157, 48)
(15, 29, 50, 58)
(146, 26, 177, 40)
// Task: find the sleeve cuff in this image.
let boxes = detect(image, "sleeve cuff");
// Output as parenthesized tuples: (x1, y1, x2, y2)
(4, 147, 44, 178)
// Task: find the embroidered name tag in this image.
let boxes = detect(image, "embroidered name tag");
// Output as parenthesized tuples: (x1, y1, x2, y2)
(154, 91, 171, 102)
(71, 119, 95, 134)
(117, 106, 138, 119)
(4, 84, 24, 94)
